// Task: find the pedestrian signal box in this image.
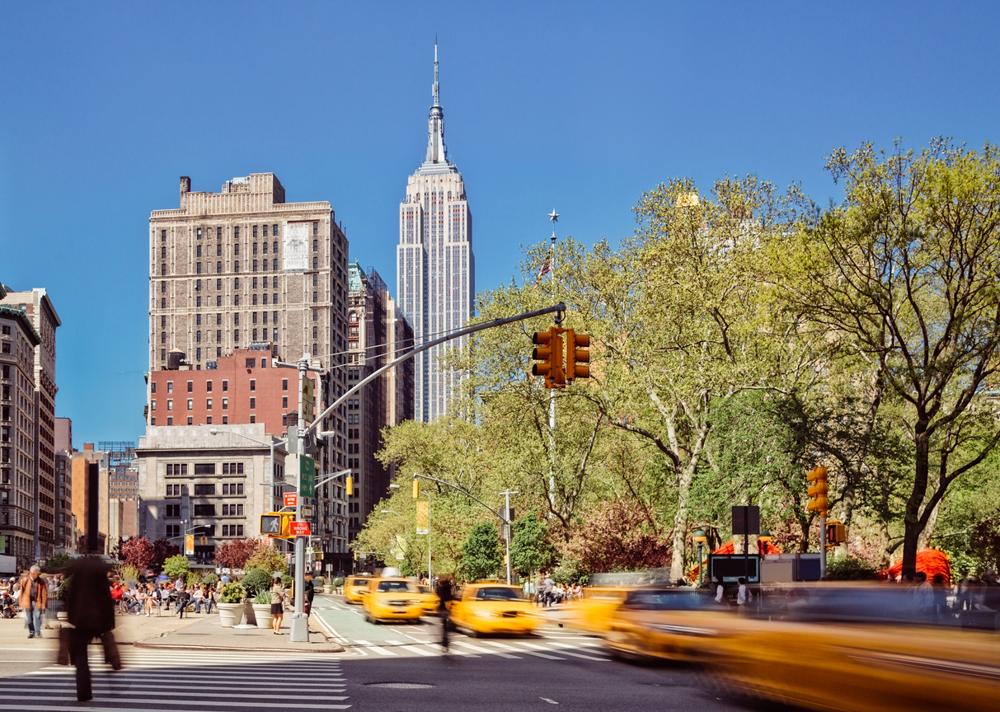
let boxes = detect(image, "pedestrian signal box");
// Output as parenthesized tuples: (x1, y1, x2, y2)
(261, 512, 294, 539)
(826, 520, 846, 546)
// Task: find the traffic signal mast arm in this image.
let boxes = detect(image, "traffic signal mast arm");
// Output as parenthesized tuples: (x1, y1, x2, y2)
(306, 302, 567, 435)
(411, 473, 512, 526)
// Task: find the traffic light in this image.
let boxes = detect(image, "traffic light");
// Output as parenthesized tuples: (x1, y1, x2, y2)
(806, 466, 829, 516)
(826, 520, 846, 546)
(345, 474, 354, 497)
(260, 512, 294, 538)
(565, 329, 591, 383)
(412, 478, 420, 499)
(531, 328, 565, 388)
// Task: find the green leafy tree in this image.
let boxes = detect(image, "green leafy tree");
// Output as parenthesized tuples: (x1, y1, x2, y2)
(162, 554, 190, 580)
(791, 140, 1000, 578)
(245, 542, 288, 576)
(459, 523, 502, 582)
(510, 514, 556, 579)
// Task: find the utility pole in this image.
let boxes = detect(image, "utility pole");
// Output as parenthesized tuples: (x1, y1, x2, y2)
(290, 353, 309, 643)
(500, 489, 518, 585)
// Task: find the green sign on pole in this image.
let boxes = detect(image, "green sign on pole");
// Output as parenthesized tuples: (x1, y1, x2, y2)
(300, 455, 316, 498)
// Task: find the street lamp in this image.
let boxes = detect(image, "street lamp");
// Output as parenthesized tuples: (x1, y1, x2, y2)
(692, 529, 708, 586)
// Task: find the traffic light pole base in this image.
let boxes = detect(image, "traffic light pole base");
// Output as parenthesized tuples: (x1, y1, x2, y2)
(289, 613, 309, 642)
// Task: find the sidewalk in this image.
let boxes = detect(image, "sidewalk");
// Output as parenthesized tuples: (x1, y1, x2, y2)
(1, 608, 343, 653)
(136, 613, 344, 653)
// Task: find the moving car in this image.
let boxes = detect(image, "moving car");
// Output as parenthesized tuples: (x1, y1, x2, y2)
(449, 583, 538, 636)
(343, 575, 372, 604)
(710, 585, 1000, 712)
(602, 586, 738, 663)
(415, 584, 440, 615)
(562, 586, 631, 635)
(363, 577, 425, 623)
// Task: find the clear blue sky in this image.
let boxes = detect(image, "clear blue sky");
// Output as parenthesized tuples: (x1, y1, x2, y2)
(2, 1, 998, 445)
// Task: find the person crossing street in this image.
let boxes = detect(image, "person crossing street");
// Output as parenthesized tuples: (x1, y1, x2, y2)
(18, 565, 48, 639)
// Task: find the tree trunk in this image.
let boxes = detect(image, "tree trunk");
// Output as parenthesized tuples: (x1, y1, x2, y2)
(902, 428, 930, 580)
(669, 464, 695, 581)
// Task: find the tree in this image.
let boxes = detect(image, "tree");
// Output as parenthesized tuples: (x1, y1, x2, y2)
(510, 513, 556, 578)
(151, 539, 180, 572)
(795, 140, 1000, 578)
(215, 538, 261, 570)
(459, 523, 502, 582)
(162, 554, 190, 580)
(246, 541, 288, 576)
(120, 536, 156, 571)
(562, 499, 671, 574)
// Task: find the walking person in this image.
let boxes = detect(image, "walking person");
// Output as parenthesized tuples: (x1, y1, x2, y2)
(64, 557, 119, 702)
(175, 576, 188, 618)
(18, 565, 48, 639)
(435, 575, 454, 652)
(270, 576, 286, 634)
(736, 577, 752, 606)
(303, 572, 315, 617)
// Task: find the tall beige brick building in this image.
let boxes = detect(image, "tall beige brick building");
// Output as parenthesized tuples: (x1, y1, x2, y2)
(147, 173, 351, 558)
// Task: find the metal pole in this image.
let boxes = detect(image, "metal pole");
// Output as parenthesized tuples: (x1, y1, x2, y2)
(819, 513, 827, 580)
(547, 390, 556, 510)
(289, 355, 308, 643)
(427, 505, 432, 583)
(503, 490, 513, 585)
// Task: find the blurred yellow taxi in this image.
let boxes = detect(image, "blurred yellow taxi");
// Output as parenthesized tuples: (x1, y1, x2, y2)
(710, 585, 1000, 712)
(343, 575, 372, 604)
(362, 577, 425, 623)
(562, 586, 630, 635)
(449, 583, 538, 636)
(415, 584, 440, 615)
(603, 587, 738, 662)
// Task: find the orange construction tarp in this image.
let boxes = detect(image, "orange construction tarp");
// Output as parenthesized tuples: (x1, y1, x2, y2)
(884, 548, 951, 583)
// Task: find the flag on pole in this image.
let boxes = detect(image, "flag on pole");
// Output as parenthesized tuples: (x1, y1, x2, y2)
(535, 256, 551, 285)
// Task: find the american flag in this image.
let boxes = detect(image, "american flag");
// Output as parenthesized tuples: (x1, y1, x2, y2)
(535, 256, 551, 284)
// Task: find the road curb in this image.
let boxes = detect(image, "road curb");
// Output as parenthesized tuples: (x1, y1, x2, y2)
(133, 640, 345, 653)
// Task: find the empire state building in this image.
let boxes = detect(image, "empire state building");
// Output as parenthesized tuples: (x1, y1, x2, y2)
(397, 44, 475, 422)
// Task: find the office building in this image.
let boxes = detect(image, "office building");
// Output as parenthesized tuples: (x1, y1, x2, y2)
(54, 416, 74, 552)
(70, 444, 108, 555)
(397, 45, 475, 421)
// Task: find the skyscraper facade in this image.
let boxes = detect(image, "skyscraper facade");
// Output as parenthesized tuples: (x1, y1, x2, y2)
(147, 174, 351, 558)
(397, 45, 475, 421)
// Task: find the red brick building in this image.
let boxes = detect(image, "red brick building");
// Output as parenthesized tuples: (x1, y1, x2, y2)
(147, 346, 319, 438)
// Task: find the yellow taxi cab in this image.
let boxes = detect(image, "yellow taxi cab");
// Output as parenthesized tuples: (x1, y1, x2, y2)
(448, 583, 538, 636)
(343, 575, 372, 604)
(362, 577, 425, 623)
(562, 586, 631, 635)
(415, 584, 440, 616)
(709, 585, 1000, 712)
(602, 586, 741, 662)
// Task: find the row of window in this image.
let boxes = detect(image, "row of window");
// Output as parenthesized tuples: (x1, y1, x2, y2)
(164, 482, 245, 497)
(163, 523, 243, 538)
(165, 462, 244, 476)
(152, 415, 239, 426)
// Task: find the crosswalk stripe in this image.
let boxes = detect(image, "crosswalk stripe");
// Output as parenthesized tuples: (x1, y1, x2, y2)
(400, 644, 438, 657)
(352, 639, 398, 656)
(479, 640, 562, 659)
(517, 640, 607, 661)
(0, 687, 349, 701)
(0, 704, 350, 711)
(5, 675, 346, 689)
(451, 640, 519, 659)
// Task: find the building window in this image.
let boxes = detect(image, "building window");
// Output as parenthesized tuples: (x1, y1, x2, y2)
(166, 400, 173, 411)
(234, 226, 240, 238)
(194, 463, 215, 475)
(222, 415, 228, 424)
(166, 416, 173, 425)
(273, 258, 279, 270)
(206, 416, 212, 424)
(196, 262, 202, 274)
(216, 260, 222, 273)
(249, 379, 256, 392)
(249, 415, 256, 424)
(273, 293, 279, 304)
(193, 504, 215, 517)
(166, 380, 174, 393)
(206, 398, 213, 409)
(272, 224, 278, 237)
(196, 245, 202, 258)
(234, 260, 240, 272)
(165, 504, 180, 518)
(249, 397, 256, 409)
(206, 381, 213, 392)
(282, 396, 288, 408)
(186, 416, 193, 425)
(281, 379, 288, 391)
(216, 278, 222, 290)
(194, 483, 215, 496)
(222, 380, 228, 392)
(216, 226, 222, 240)
(151, 382, 157, 394)
(253, 225, 258, 238)
(221, 398, 228, 410)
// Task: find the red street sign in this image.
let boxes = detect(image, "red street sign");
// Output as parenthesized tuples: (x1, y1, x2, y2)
(290, 521, 311, 537)
(283, 492, 298, 508)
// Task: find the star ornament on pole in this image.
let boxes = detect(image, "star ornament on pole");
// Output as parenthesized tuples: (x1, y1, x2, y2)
(548, 209, 559, 223)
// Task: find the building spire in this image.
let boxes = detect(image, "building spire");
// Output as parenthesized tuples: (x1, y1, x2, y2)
(424, 40, 448, 166)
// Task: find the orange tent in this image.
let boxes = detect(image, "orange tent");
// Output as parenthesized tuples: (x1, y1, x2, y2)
(885, 548, 951, 583)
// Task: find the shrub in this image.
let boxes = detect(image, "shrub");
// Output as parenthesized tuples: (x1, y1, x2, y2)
(162, 554, 191, 579)
(118, 563, 140, 585)
(201, 573, 219, 587)
(219, 582, 246, 604)
(242, 568, 273, 596)
(825, 556, 880, 581)
(253, 590, 272, 605)
(44, 552, 73, 574)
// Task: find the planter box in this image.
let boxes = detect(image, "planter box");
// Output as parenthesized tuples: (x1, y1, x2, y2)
(217, 602, 243, 627)
(252, 603, 273, 630)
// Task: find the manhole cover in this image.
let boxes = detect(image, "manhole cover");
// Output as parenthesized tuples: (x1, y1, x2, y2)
(365, 682, 435, 690)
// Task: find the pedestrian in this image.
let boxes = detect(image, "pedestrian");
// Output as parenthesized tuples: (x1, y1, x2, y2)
(18, 565, 48, 639)
(714, 576, 726, 604)
(198, 584, 216, 614)
(64, 557, 120, 702)
(175, 576, 188, 618)
(303, 572, 315, 617)
(931, 573, 949, 619)
(435, 575, 454, 651)
(736, 577, 752, 606)
(270, 575, 286, 634)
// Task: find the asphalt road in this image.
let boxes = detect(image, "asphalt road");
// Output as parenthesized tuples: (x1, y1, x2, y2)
(314, 596, 749, 712)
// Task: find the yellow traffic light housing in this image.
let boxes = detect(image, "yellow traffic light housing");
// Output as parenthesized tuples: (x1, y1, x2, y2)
(806, 466, 829, 515)
(531, 328, 565, 388)
(826, 520, 846, 546)
(412, 478, 420, 499)
(261, 511, 294, 539)
(565, 329, 591, 383)
(345, 474, 354, 497)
